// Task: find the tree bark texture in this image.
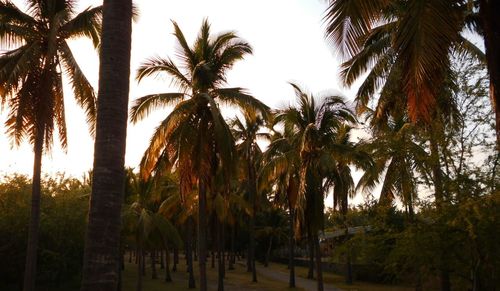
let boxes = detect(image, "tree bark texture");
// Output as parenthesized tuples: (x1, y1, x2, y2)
(80, 1, 132, 290)
(22, 129, 44, 291)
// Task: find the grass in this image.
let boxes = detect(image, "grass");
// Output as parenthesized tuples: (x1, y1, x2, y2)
(266, 262, 414, 291)
(121, 258, 304, 291)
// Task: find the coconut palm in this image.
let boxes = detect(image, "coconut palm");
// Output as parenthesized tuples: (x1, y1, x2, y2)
(230, 108, 269, 282)
(356, 116, 428, 218)
(0, 2, 101, 290)
(80, 0, 132, 290)
(130, 19, 268, 291)
(323, 0, 500, 144)
(271, 83, 358, 291)
(122, 173, 182, 291)
(261, 126, 301, 288)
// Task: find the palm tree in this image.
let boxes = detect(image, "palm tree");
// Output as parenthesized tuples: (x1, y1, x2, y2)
(80, 0, 132, 290)
(261, 126, 301, 288)
(230, 108, 269, 282)
(357, 116, 428, 218)
(0, 2, 101, 290)
(272, 83, 358, 291)
(122, 173, 182, 291)
(323, 0, 500, 144)
(130, 19, 268, 291)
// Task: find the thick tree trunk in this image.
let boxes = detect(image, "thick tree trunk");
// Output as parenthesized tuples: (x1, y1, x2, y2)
(288, 207, 296, 288)
(480, 0, 500, 147)
(314, 234, 324, 291)
(198, 180, 208, 291)
(80, 1, 132, 290)
(22, 129, 43, 291)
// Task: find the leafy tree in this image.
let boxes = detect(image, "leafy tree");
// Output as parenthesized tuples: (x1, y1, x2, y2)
(130, 19, 268, 291)
(322, 0, 500, 144)
(0, 2, 101, 290)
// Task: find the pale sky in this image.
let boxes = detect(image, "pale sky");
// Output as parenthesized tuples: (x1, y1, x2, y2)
(0, 0, 365, 206)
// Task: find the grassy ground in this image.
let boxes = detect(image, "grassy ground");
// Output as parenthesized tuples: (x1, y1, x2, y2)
(121, 259, 304, 291)
(266, 262, 415, 291)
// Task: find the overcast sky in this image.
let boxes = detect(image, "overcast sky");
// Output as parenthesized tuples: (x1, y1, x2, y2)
(0, 0, 368, 205)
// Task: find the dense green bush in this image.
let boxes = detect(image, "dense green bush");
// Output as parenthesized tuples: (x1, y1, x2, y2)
(0, 174, 90, 290)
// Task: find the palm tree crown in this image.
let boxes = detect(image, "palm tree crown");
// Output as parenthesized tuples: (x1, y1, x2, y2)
(0, 0, 101, 147)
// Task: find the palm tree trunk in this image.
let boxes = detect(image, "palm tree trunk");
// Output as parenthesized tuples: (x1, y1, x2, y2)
(22, 129, 43, 291)
(198, 180, 208, 291)
(307, 225, 315, 279)
(228, 226, 235, 270)
(173, 247, 178, 272)
(248, 158, 258, 282)
(480, 0, 500, 146)
(288, 207, 296, 288)
(160, 250, 165, 269)
(264, 237, 273, 267)
(217, 220, 224, 291)
(80, 1, 132, 290)
(165, 247, 172, 282)
(136, 247, 143, 291)
(314, 234, 324, 291)
(186, 218, 196, 288)
(151, 251, 157, 279)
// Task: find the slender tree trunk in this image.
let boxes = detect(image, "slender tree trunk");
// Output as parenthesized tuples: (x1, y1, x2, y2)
(429, 131, 451, 291)
(480, 0, 500, 146)
(307, 225, 315, 279)
(22, 129, 43, 291)
(151, 251, 157, 279)
(198, 180, 208, 291)
(288, 207, 296, 288)
(129, 250, 132, 263)
(264, 237, 273, 267)
(141, 252, 146, 276)
(186, 218, 196, 288)
(160, 250, 165, 269)
(248, 157, 258, 282)
(165, 247, 172, 282)
(80, 1, 132, 290)
(228, 226, 235, 270)
(173, 247, 178, 272)
(136, 247, 143, 291)
(217, 220, 224, 291)
(314, 234, 324, 291)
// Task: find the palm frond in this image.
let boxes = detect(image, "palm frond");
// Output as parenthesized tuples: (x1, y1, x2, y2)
(136, 56, 191, 92)
(59, 41, 96, 135)
(59, 6, 102, 48)
(130, 92, 185, 123)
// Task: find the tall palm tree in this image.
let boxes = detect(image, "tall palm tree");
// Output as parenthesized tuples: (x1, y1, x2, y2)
(261, 125, 301, 288)
(323, 0, 500, 143)
(230, 108, 269, 282)
(80, 0, 132, 290)
(130, 19, 268, 291)
(272, 83, 358, 291)
(0, 2, 101, 290)
(357, 116, 428, 218)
